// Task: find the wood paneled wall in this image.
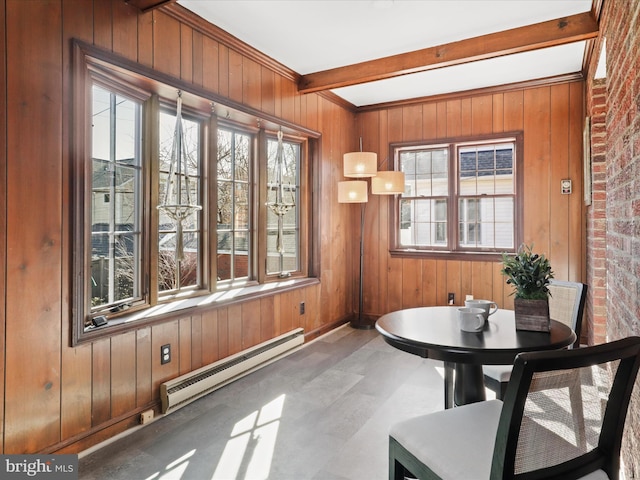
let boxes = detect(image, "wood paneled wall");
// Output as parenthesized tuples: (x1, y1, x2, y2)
(1, 0, 586, 455)
(1, 0, 355, 454)
(354, 83, 585, 319)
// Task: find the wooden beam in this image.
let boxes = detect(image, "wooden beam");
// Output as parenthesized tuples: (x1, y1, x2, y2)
(125, 0, 176, 13)
(298, 12, 598, 94)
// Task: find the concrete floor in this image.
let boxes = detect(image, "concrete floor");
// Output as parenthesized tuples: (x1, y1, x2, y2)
(79, 325, 450, 480)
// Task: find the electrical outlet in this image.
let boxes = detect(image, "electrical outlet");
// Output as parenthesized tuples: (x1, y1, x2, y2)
(140, 409, 154, 425)
(299, 301, 305, 314)
(466, 294, 474, 301)
(448, 293, 455, 305)
(161, 344, 171, 365)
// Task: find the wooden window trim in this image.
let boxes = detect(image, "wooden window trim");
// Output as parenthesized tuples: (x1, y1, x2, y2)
(387, 132, 524, 261)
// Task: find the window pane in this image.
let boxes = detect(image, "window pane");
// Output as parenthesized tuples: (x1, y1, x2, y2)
(459, 143, 514, 195)
(90, 85, 142, 312)
(217, 128, 253, 282)
(266, 135, 300, 275)
(399, 198, 448, 247)
(458, 197, 514, 249)
(400, 148, 449, 198)
(158, 108, 202, 293)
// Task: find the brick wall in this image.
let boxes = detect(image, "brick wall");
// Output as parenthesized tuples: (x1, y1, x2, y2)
(585, 80, 607, 346)
(585, 1, 640, 477)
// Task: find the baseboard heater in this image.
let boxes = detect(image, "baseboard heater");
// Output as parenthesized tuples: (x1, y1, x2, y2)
(160, 327, 304, 414)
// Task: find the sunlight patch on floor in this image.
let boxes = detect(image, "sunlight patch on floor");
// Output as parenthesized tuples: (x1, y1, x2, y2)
(212, 394, 286, 480)
(144, 449, 196, 480)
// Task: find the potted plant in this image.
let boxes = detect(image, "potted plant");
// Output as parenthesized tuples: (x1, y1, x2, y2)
(501, 243, 554, 331)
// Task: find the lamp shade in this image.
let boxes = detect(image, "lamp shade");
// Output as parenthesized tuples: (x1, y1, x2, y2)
(343, 151, 377, 178)
(371, 170, 405, 195)
(338, 181, 368, 203)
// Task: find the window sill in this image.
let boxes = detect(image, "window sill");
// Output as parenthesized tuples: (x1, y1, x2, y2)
(79, 277, 319, 344)
(390, 249, 507, 262)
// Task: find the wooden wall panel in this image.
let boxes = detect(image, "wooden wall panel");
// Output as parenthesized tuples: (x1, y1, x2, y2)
(0, 0, 5, 453)
(260, 296, 275, 342)
(190, 314, 203, 369)
(135, 327, 153, 408)
(112, 0, 138, 60)
(5, 0, 63, 453)
(523, 87, 552, 253)
(201, 35, 219, 93)
(402, 258, 422, 308)
(180, 24, 193, 83)
(243, 57, 261, 110)
(93, 0, 112, 50)
(471, 95, 493, 135)
(227, 304, 243, 355)
(91, 339, 111, 427)
(201, 309, 219, 366)
(228, 50, 243, 103)
(136, 8, 153, 67)
(111, 332, 137, 418)
(549, 83, 571, 280)
(217, 307, 230, 359)
(60, 344, 92, 440)
(241, 299, 262, 349)
(153, 11, 181, 78)
(178, 317, 193, 375)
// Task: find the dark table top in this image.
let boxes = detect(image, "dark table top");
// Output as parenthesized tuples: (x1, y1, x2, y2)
(375, 306, 576, 365)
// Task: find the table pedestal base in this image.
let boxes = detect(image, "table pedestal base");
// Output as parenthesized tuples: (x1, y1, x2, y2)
(454, 364, 486, 406)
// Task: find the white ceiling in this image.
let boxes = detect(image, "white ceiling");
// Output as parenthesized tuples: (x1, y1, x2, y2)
(177, 0, 594, 107)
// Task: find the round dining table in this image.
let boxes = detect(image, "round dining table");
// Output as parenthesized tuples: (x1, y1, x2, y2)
(375, 306, 576, 406)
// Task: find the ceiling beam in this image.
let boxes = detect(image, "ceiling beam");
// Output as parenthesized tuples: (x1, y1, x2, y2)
(125, 0, 176, 12)
(298, 11, 598, 94)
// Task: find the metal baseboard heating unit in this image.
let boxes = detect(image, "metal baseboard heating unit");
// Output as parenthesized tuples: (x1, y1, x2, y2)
(160, 327, 304, 414)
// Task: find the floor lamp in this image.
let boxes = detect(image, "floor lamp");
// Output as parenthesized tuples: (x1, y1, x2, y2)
(338, 151, 405, 329)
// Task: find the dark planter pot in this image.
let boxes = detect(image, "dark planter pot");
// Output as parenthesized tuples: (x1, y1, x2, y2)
(514, 297, 550, 332)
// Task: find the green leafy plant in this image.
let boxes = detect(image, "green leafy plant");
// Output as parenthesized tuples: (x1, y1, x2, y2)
(501, 243, 554, 300)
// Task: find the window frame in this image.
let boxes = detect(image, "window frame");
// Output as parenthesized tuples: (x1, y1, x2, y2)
(71, 41, 318, 346)
(388, 133, 524, 261)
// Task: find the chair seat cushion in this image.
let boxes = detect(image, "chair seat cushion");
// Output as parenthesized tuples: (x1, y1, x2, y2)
(390, 399, 503, 479)
(483, 364, 513, 382)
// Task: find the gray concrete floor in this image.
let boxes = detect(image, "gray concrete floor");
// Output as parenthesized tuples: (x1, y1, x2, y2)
(79, 325, 449, 480)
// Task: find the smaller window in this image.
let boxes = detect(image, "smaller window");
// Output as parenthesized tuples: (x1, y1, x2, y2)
(391, 135, 522, 257)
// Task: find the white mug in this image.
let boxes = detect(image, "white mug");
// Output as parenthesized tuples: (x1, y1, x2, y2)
(465, 299, 498, 322)
(457, 307, 485, 332)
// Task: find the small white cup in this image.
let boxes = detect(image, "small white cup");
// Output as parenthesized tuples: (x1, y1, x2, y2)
(457, 307, 486, 332)
(465, 299, 498, 322)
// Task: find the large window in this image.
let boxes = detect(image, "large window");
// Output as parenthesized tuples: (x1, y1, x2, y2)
(73, 42, 314, 344)
(90, 85, 144, 315)
(266, 135, 300, 276)
(392, 135, 522, 257)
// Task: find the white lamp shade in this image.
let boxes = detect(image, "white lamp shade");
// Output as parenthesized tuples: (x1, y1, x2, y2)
(338, 181, 368, 203)
(371, 170, 405, 195)
(343, 151, 377, 178)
